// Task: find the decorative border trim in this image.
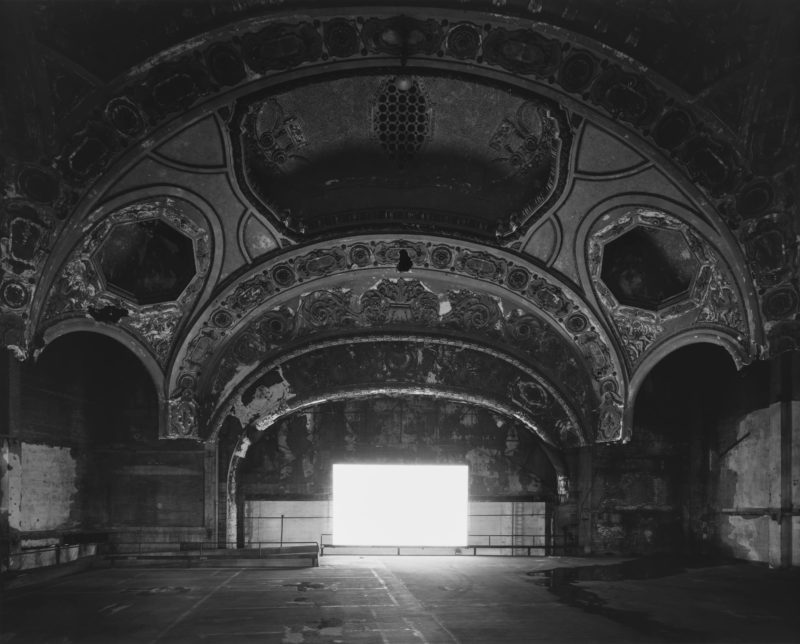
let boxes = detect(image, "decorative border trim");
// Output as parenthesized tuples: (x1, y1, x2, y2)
(168, 235, 627, 441)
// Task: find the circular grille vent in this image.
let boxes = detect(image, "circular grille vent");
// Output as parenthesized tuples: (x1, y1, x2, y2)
(373, 76, 432, 166)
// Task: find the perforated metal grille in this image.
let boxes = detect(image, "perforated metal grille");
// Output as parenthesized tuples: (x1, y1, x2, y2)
(373, 76, 431, 165)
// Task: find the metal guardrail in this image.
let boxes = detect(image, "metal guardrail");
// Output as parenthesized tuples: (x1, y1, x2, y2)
(3, 542, 100, 572)
(318, 533, 576, 556)
(101, 541, 321, 567)
(102, 540, 320, 556)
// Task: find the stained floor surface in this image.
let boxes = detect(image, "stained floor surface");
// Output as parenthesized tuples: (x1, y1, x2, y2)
(1, 555, 799, 643)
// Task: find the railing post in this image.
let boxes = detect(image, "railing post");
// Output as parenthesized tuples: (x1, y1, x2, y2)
(280, 515, 284, 548)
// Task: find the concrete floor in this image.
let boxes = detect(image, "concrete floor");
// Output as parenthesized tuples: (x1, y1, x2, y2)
(1, 555, 799, 643)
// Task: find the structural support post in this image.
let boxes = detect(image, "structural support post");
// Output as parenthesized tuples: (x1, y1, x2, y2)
(203, 440, 217, 545)
(0, 350, 23, 572)
(577, 446, 593, 555)
(778, 352, 797, 568)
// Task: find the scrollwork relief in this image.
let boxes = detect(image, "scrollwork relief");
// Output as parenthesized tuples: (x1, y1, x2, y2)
(41, 198, 210, 366)
(223, 339, 585, 450)
(167, 389, 200, 439)
(174, 240, 624, 440)
(589, 209, 748, 366)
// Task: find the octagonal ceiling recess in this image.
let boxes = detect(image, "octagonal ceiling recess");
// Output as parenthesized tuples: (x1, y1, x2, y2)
(233, 74, 569, 239)
(600, 226, 699, 312)
(95, 219, 197, 305)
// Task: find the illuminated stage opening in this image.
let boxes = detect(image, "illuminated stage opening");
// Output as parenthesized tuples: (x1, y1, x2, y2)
(332, 464, 468, 546)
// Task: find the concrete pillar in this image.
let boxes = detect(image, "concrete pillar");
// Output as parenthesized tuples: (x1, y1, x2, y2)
(203, 440, 217, 544)
(773, 351, 799, 567)
(0, 350, 22, 571)
(576, 446, 593, 555)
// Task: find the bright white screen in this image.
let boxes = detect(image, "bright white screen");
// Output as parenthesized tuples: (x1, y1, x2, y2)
(332, 464, 468, 546)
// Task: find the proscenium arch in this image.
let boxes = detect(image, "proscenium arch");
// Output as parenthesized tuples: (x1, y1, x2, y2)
(221, 389, 571, 548)
(168, 234, 627, 439)
(197, 273, 597, 428)
(207, 334, 590, 449)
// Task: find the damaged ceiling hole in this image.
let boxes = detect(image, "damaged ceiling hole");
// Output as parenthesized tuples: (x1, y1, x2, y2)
(396, 249, 413, 272)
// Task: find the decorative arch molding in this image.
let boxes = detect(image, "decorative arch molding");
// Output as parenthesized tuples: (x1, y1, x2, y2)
(30, 185, 225, 350)
(577, 199, 760, 367)
(3, 6, 796, 371)
(220, 388, 572, 548)
(201, 277, 595, 418)
(622, 329, 744, 437)
(43, 8, 756, 225)
(39, 320, 168, 436)
(33, 190, 220, 370)
(167, 235, 626, 441)
(208, 334, 589, 446)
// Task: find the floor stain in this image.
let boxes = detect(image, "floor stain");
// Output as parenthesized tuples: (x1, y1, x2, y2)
(121, 586, 190, 595)
(281, 618, 345, 643)
(284, 581, 327, 592)
(527, 557, 713, 642)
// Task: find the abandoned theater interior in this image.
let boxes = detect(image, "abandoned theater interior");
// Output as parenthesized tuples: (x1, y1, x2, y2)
(1, 1, 799, 638)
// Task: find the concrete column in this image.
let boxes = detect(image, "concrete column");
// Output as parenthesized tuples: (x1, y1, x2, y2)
(0, 350, 23, 571)
(203, 440, 217, 544)
(774, 351, 799, 567)
(576, 446, 593, 555)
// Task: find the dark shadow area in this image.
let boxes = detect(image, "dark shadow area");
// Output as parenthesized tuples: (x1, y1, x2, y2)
(527, 556, 732, 642)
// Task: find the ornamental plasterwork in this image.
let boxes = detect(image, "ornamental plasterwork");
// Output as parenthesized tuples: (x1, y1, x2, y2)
(207, 279, 592, 424)
(40, 197, 211, 367)
(589, 209, 748, 366)
(169, 238, 626, 442)
(4, 9, 796, 366)
(215, 337, 586, 450)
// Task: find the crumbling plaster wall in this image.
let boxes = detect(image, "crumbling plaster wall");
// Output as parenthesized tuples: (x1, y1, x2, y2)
(586, 345, 735, 557)
(589, 423, 685, 556)
(16, 351, 96, 540)
(236, 397, 557, 500)
(714, 354, 799, 565)
(585, 346, 799, 565)
(2, 333, 206, 569)
(221, 396, 560, 548)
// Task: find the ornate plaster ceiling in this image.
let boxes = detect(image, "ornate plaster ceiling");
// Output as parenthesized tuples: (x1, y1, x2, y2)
(1, 1, 797, 448)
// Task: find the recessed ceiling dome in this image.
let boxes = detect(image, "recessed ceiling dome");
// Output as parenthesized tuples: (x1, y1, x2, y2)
(233, 74, 569, 239)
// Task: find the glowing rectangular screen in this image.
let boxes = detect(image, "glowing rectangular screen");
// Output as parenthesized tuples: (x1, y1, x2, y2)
(332, 464, 468, 546)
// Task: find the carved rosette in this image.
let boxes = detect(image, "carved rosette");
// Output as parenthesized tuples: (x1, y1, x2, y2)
(588, 209, 748, 367)
(360, 279, 439, 325)
(167, 389, 200, 439)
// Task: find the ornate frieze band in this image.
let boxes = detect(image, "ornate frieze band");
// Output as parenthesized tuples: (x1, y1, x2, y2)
(169, 237, 626, 442)
(213, 337, 586, 450)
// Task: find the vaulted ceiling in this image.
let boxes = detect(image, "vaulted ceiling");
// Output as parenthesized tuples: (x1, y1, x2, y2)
(1, 0, 798, 448)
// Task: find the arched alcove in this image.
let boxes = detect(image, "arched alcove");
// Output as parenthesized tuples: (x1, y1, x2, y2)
(14, 332, 160, 539)
(12, 332, 206, 552)
(589, 342, 774, 557)
(29, 331, 159, 446)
